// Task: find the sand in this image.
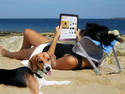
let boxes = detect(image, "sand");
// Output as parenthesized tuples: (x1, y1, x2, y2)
(0, 33, 125, 94)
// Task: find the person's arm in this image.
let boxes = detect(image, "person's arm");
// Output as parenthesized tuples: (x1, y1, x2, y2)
(48, 26, 61, 55)
(29, 26, 61, 69)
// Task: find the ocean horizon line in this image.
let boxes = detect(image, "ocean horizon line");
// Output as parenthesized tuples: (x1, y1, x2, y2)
(0, 18, 124, 20)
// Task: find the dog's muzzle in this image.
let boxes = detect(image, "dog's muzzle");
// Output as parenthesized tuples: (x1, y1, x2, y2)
(44, 63, 52, 76)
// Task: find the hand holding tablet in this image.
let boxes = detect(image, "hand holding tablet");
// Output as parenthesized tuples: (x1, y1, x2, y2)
(59, 14, 78, 41)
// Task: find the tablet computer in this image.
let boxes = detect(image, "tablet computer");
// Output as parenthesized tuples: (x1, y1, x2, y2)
(59, 14, 78, 41)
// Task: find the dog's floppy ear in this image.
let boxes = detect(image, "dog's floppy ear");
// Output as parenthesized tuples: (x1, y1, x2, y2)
(29, 55, 38, 73)
(50, 54, 56, 67)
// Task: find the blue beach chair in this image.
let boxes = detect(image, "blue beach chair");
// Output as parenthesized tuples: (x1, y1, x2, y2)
(72, 36, 121, 75)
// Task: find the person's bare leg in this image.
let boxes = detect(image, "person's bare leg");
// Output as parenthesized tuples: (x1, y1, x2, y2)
(0, 29, 51, 60)
(0, 46, 36, 60)
(21, 29, 51, 49)
(52, 55, 96, 70)
(52, 55, 78, 70)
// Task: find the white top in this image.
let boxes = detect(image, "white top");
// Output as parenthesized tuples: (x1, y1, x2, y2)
(21, 42, 51, 66)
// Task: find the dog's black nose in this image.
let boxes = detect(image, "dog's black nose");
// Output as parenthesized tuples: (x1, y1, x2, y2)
(46, 67, 50, 71)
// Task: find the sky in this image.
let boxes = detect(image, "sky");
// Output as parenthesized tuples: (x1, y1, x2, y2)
(0, 0, 125, 19)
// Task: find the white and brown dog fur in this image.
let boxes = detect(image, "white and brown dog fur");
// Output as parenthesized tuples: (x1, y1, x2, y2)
(0, 52, 70, 94)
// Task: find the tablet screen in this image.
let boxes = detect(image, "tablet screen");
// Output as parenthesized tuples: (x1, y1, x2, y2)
(59, 14, 78, 41)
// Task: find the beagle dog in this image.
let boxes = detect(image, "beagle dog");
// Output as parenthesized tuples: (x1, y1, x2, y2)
(0, 52, 70, 94)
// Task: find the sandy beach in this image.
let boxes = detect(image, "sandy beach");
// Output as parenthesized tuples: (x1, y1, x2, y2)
(0, 33, 125, 94)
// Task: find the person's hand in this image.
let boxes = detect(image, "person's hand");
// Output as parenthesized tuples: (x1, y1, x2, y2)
(75, 28, 81, 41)
(55, 25, 62, 38)
(76, 28, 80, 37)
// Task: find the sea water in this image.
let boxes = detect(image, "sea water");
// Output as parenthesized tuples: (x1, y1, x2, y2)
(0, 19, 125, 34)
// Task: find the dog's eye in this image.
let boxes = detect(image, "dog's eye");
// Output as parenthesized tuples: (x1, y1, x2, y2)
(39, 61, 43, 63)
(47, 58, 50, 61)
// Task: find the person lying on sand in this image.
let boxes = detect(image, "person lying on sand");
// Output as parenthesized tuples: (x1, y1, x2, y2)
(0, 23, 123, 70)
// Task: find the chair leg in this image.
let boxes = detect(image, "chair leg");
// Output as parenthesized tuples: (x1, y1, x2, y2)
(87, 57, 102, 75)
(112, 48, 121, 73)
(101, 48, 121, 74)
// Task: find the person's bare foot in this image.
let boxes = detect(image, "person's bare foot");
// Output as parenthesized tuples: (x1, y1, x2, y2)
(0, 46, 8, 56)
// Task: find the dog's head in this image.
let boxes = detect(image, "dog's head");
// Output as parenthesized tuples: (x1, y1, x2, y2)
(29, 52, 56, 75)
